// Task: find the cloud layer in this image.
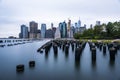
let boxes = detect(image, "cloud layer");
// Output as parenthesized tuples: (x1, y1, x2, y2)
(0, 0, 120, 38)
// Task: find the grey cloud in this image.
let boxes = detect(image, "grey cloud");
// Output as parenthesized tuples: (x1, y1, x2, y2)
(0, 16, 17, 24)
(0, 0, 120, 38)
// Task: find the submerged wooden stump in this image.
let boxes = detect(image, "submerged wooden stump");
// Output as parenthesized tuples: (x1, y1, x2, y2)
(103, 45, 106, 53)
(65, 45, 69, 54)
(53, 44, 58, 54)
(109, 47, 116, 61)
(75, 48, 82, 61)
(16, 64, 24, 72)
(29, 61, 35, 67)
(91, 48, 96, 61)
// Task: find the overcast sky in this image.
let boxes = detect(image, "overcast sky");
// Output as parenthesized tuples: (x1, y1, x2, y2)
(0, 0, 120, 38)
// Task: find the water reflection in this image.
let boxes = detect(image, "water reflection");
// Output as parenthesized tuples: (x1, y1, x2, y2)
(62, 45, 65, 51)
(65, 52, 69, 59)
(75, 58, 80, 70)
(54, 52, 58, 60)
(45, 52, 49, 61)
(44, 46, 51, 61)
(103, 52, 106, 56)
(103, 45, 107, 56)
(109, 60, 115, 69)
(16, 71, 24, 75)
(75, 48, 82, 70)
(91, 60, 96, 70)
(65, 45, 69, 59)
(71, 44, 74, 52)
(91, 47, 97, 70)
(16, 68, 25, 78)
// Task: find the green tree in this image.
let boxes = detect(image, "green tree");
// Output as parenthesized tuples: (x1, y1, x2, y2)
(82, 28, 94, 39)
(93, 25, 103, 38)
(73, 33, 81, 39)
(73, 21, 120, 39)
(106, 22, 114, 37)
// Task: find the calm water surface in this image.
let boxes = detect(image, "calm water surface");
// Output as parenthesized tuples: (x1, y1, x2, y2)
(0, 39, 120, 80)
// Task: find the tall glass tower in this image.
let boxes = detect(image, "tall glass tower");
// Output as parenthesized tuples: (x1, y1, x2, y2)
(78, 19, 81, 28)
(20, 25, 28, 38)
(59, 23, 63, 38)
(59, 21, 67, 38)
(63, 21, 67, 38)
(41, 24, 46, 38)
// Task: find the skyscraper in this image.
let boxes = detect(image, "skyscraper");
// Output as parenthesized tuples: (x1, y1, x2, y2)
(59, 21, 67, 38)
(52, 27, 56, 38)
(51, 23, 55, 38)
(30, 21, 38, 33)
(67, 19, 71, 32)
(96, 21, 101, 26)
(79, 24, 86, 34)
(41, 24, 46, 38)
(78, 19, 81, 28)
(45, 29, 53, 38)
(77, 19, 81, 33)
(29, 21, 38, 39)
(55, 27, 61, 39)
(74, 23, 78, 33)
(63, 21, 67, 38)
(67, 19, 73, 38)
(67, 19, 71, 37)
(20, 24, 28, 38)
(59, 23, 63, 38)
(37, 29, 41, 39)
(71, 25, 75, 35)
(75, 23, 77, 28)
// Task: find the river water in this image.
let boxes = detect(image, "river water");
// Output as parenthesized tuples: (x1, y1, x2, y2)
(0, 39, 120, 80)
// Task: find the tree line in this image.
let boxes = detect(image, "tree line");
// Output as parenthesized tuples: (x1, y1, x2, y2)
(74, 21, 120, 39)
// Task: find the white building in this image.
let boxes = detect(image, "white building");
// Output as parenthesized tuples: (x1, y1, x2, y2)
(55, 27, 61, 39)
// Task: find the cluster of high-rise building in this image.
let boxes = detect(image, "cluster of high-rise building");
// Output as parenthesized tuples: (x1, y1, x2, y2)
(19, 21, 56, 39)
(19, 24, 29, 38)
(55, 19, 86, 39)
(19, 19, 89, 39)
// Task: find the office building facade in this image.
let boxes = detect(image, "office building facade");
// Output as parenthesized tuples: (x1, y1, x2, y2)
(29, 21, 38, 39)
(59, 21, 67, 38)
(41, 24, 46, 38)
(20, 24, 28, 38)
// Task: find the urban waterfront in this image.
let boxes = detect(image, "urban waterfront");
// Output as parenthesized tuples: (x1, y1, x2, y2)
(0, 39, 120, 80)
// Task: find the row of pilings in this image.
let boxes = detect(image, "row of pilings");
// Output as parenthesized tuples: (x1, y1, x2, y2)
(37, 40, 120, 62)
(16, 40, 120, 73)
(37, 40, 120, 69)
(37, 39, 87, 65)
(88, 41, 120, 65)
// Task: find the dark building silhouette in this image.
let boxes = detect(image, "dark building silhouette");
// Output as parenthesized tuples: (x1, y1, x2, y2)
(29, 21, 38, 39)
(45, 29, 53, 38)
(52, 27, 56, 38)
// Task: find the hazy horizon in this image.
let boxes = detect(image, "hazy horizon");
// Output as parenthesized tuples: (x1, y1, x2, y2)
(0, 0, 120, 38)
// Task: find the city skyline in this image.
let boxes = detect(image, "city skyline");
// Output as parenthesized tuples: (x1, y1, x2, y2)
(0, 0, 120, 38)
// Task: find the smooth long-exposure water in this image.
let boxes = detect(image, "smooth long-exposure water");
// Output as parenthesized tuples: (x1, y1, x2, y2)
(0, 39, 120, 80)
